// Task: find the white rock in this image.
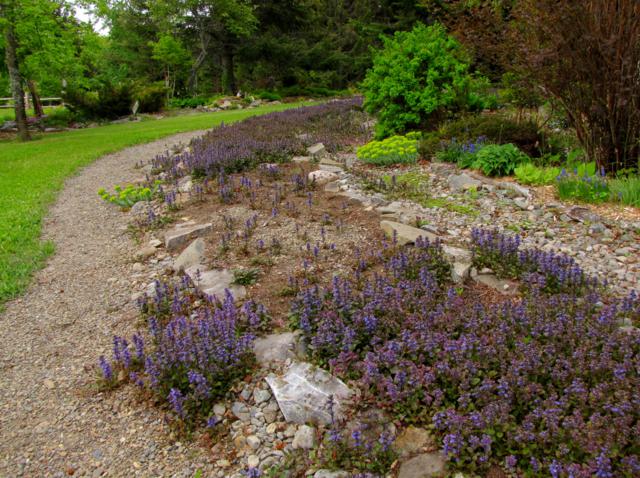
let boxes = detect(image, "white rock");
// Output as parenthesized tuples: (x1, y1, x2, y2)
(185, 266, 246, 300)
(246, 435, 261, 450)
(380, 220, 438, 246)
(172, 238, 205, 272)
(165, 223, 212, 250)
(307, 143, 326, 157)
(292, 425, 316, 450)
(309, 170, 339, 185)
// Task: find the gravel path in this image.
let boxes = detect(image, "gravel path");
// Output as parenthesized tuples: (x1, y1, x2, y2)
(0, 131, 213, 477)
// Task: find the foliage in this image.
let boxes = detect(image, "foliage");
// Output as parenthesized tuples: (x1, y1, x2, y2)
(513, 0, 640, 173)
(290, 232, 640, 475)
(556, 168, 610, 204)
(472, 143, 529, 177)
(362, 23, 491, 138)
(610, 175, 640, 208)
(257, 91, 282, 101)
(98, 182, 160, 209)
(0, 101, 307, 306)
(514, 163, 561, 186)
(135, 83, 167, 113)
(100, 277, 265, 428)
(435, 136, 486, 169)
(357, 133, 420, 166)
(64, 81, 135, 119)
(168, 97, 212, 109)
(153, 98, 370, 180)
(232, 267, 260, 286)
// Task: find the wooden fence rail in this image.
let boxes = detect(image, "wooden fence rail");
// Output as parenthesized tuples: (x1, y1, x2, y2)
(0, 96, 63, 109)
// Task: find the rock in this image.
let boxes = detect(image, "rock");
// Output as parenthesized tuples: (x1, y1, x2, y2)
(448, 173, 481, 191)
(292, 425, 316, 450)
(398, 452, 447, 478)
(309, 170, 339, 185)
(393, 427, 435, 457)
(307, 143, 326, 157)
(165, 223, 213, 250)
(292, 156, 311, 163)
(177, 176, 193, 193)
(246, 435, 261, 450)
(441, 245, 472, 264)
(473, 274, 518, 295)
(231, 402, 250, 421)
(247, 455, 260, 468)
(185, 265, 246, 300)
(129, 201, 153, 223)
(253, 389, 271, 405)
(265, 362, 353, 425)
(452, 262, 471, 284)
(497, 182, 530, 199)
(314, 471, 350, 478)
(319, 164, 343, 173)
(513, 198, 530, 210)
(43, 379, 55, 390)
(135, 246, 157, 261)
(380, 220, 438, 246)
(324, 181, 341, 193)
(213, 403, 226, 416)
(253, 333, 300, 365)
(172, 238, 206, 272)
(568, 206, 601, 223)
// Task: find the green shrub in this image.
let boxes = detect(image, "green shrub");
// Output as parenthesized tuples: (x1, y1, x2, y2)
(473, 143, 529, 177)
(357, 133, 420, 166)
(362, 23, 490, 138)
(514, 163, 561, 185)
(64, 82, 134, 119)
(556, 169, 610, 204)
(135, 84, 167, 113)
(610, 175, 640, 207)
(435, 137, 487, 168)
(98, 182, 160, 209)
(257, 91, 282, 101)
(42, 107, 79, 128)
(168, 97, 210, 109)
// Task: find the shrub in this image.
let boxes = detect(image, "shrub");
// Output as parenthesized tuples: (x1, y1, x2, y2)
(257, 91, 282, 101)
(513, 1, 640, 173)
(357, 133, 420, 166)
(514, 163, 561, 186)
(168, 97, 210, 109)
(556, 168, 610, 204)
(64, 82, 134, 119)
(473, 143, 529, 177)
(435, 136, 487, 168)
(610, 175, 640, 208)
(135, 83, 167, 113)
(98, 182, 160, 209)
(290, 232, 640, 475)
(362, 23, 490, 138)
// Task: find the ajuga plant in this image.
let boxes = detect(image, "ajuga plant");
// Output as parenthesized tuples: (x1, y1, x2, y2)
(289, 230, 640, 476)
(152, 98, 369, 180)
(99, 275, 269, 430)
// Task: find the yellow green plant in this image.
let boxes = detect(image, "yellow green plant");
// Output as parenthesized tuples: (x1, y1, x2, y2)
(357, 133, 420, 166)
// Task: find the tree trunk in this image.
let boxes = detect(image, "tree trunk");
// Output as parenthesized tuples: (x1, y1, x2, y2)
(221, 46, 236, 95)
(4, 22, 30, 141)
(27, 79, 44, 118)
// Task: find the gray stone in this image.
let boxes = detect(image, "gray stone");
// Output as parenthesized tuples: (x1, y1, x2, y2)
(380, 220, 438, 246)
(307, 143, 326, 157)
(513, 198, 530, 210)
(172, 238, 206, 272)
(398, 453, 447, 478)
(135, 246, 157, 261)
(129, 201, 153, 223)
(309, 170, 339, 185)
(292, 156, 311, 163)
(246, 435, 261, 450)
(448, 173, 481, 191)
(253, 333, 299, 365)
(185, 265, 246, 300)
(568, 206, 601, 223)
(292, 425, 316, 450)
(213, 403, 226, 416)
(177, 176, 193, 193)
(314, 470, 350, 478)
(393, 426, 435, 457)
(452, 262, 471, 284)
(473, 274, 518, 295)
(319, 164, 343, 173)
(324, 181, 341, 193)
(441, 245, 472, 264)
(497, 182, 531, 199)
(231, 402, 250, 421)
(265, 362, 353, 425)
(165, 223, 212, 250)
(253, 389, 271, 405)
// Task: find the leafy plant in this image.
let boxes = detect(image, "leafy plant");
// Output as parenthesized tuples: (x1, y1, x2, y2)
(556, 168, 610, 204)
(357, 133, 420, 166)
(362, 23, 490, 137)
(232, 267, 260, 285)
(435, 136, 487, 168)
(98, 182, 161, 209)
(609, 175, 640, 207)
(472, 143, 529, 177)
(514, 163, 561, 185)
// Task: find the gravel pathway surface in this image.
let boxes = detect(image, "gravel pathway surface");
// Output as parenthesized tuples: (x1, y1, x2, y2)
(0, 131, 212, 477)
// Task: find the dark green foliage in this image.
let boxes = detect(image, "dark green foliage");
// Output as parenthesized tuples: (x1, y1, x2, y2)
(257, 91, 282, 101)
(362, 23, 491, 138)
(135, 83, 167, 113)
(168, 97, 211, 109)
(63, 82, 134, 119)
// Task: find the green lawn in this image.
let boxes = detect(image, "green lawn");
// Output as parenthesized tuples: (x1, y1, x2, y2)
(0, 102, 308, 306)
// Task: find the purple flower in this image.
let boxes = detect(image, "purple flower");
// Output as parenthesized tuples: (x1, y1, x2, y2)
(99, 356, 112, 380)
(168, 388, 185, 418)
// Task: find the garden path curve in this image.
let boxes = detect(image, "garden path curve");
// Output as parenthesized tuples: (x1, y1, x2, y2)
(0, 131, 213, 477)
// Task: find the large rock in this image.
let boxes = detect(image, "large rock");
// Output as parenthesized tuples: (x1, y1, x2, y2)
(380, 220, 438, 246)
(129, 201, 153, 224)
(473, 273, 518, 295)
(314, 471, 350, 478)
(165, 223, 212, 250)
(172, 238, 205, 272)
(497, 181, 530, 199)
(265, 362, 352, 425)
(393, 427, 435, 457)
(309, 170, 339, 185)
(448, 173, 481, 191)
(398, 453, 447, 478)
(307, 143, 326, 157)
(185, 265, 246, 300)
(253, 332, 301, 365)
(292, 425, 317, 449)
(441, 245, 472, 263)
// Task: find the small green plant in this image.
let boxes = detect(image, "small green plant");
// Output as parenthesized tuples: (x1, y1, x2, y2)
(556, 168, 610, 204)
(357, 133, 420, 166)
(514, 163, 561, 185)
(232, 268, 260, 286)
(609, 175, 640, 207)
(98, 181, 161, 209)
(435, 136, 487, 168)
(472, 143, 529, 177)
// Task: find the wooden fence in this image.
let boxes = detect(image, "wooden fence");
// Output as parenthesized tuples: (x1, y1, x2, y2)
(0, 96, 63, 109)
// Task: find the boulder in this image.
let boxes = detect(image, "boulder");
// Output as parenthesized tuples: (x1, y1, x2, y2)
(172, 238, 206, 272)
(292, 425, 316, 450)
(185, 265, 246, 300)
(165, 223, 212, 250)
(309, 170, 339, 185)
(253, 332, 301, 365)
(314, 471, 350, 478)
(292, 156, 311, 163)
(452, 262, 472, 284)
(473, 274, 518, 295)
(177, 176, 193, 193)
(398, 453, 447, 478)
(441, 245, 472, 264)
(448, 173, 482, 192)
(393, 426, 435, 457)
(265, 362, 352, 425)
(380, 220, 438, 246)
(307, 143, 326, 157)
(497, 181, 531, 199)
(129, 201, 153, 224)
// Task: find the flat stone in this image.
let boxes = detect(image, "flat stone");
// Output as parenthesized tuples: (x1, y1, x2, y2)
(319, 164, 343, 173)
(148, 238, 163, 248)
(172, 238, 206, 272)
(185, 265, 246, 300)
(253, 389, 271, 405)
(309, 170, 339, 185)
(473, 274, 518, 295)
(253, 333, 300, 365)
(246, 435, 261, 450)
(314, 471, 350, 478)
(448, 173, 481, 191)
(452, 262, 471, 284)
(307, 143, 326, 157)
(393, 426, 435, 457)
(441, 245, 472, 263)
(513, 198, 530, 210)
(398, 452, 447, 478)
(292, 425, 316, 449)
(265, 362, 352, 425)
(165, 223, 212, 250)
(324, 181, 341, 193)
(231, 402, 250, 421)
(497, 181, 531, 199)
(292, 156, 311, 163)
(135, 246, 157, 261)
(380, 220, 438, 246)
(177, 175, 193, 193)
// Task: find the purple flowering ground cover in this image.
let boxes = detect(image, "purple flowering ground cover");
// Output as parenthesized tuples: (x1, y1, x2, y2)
(290, 235, 640, 476)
